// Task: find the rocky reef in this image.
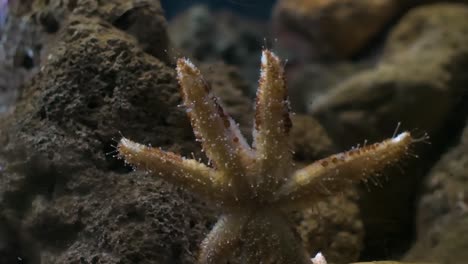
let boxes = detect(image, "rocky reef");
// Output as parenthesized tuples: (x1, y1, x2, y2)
(1, 0, 468, 263)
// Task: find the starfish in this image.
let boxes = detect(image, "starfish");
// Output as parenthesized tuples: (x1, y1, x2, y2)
(117, 50, 415, 264)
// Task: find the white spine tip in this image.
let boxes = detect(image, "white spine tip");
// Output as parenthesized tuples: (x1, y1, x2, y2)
(392, 131, 411, 143)
(119, 138, 145, 153)
(261, 49, 280, 65)
(311, 252, 327, 264)
(181, 58, 196, 69)
(261, 50, 268, 65)
(260, 50, 280, 79)
(176, 58, 197, 79)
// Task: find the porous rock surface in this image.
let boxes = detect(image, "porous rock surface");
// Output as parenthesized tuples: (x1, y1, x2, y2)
(28, 0, 170, 62)
(0, 15, 209, 264)
(293, 190, 363, 263)
(0, 0, 169, 113)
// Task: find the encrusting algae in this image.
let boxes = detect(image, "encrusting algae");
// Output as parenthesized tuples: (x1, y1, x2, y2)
(117, 50, 418, 264)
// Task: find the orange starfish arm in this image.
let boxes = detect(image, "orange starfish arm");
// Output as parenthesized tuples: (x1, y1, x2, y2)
(253, 50, 292, 193)
(275, 132, 414, 209)
(176, 59, 253, 194)
(118, 138, 231, 202)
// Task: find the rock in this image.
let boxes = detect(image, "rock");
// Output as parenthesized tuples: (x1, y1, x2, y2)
(272, 0, 398, 60)
(293, 191, 364, 264)
(290, 114, 335, 161)
(0, 0, 169, 113)
(288, 115, 364, 264)
(100, 0, 169, 62)
(29, 0, 170, 62)
(0, 214, 40, 264)
(0, 15, 208, 263)
(168, 4, 266, 86)
(404, 119, 468, 263)
(16, 0, 169, 62)
(287, 62, 364, 113)
(382, 3, 468, 62)
(309, 3, 468, 148)
(306, 3, 468, 260)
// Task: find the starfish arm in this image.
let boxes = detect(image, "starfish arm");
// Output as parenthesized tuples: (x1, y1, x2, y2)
(274, 132, 414, 210)
(176, 59, 253, 191)
(253, 50, 292, 191)
(118, 137, 231, 203)
(198, 213, 248, 264)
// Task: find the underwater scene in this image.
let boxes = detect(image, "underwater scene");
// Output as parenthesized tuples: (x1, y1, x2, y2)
(1, 0, 468, 263)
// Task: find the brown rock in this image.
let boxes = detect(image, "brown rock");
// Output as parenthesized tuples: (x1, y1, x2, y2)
(290, 114, 335, 161)
(293, 191, 364, 264)
(0, 15, 208, 263)
(306, 3, 468, 259)
(28, 0, 169, 62)
(309, 3, 468, 148)
(404, 119, 468, 263)
(287, 62, 363, 113)
(273, 0, 398, 60)
(0, 0, 169, 114)
(289, 115, 364, 264)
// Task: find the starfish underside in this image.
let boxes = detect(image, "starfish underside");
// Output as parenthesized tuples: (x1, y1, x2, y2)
(118, 50, 414, 264)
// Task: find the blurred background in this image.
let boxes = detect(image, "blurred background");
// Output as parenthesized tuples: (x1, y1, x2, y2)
(161, 0, 276, 19)
(1, 1, 468, 263)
